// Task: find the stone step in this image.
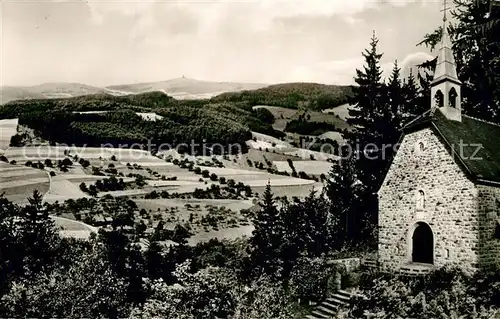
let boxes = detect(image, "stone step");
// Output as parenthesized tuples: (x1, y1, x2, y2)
(336, 289, 354, 300)
(326, 295, 350, 306)
(314, 304, 338, 317)
(305, 290, 357, 319)
(321, 299, 341, 312)
(310, 308, 333, 319)
(361, 259, 378, 265)
(399, 266, 433, 276)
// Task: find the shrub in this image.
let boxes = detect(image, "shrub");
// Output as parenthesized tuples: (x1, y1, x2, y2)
(49, 171, 56, 177)
(288, 257, 331, 303)
(9, 160, 16, 165)
(351, 268, 498, 319)
(0, 155, 8, 162)
(44, 159, 53, 167)
(79, 158, 90, 168)
(79, 182, 88, 193)
(210, 173, 218, 181)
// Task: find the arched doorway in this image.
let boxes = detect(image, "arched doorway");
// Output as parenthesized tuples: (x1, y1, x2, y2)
(412, 222, 434, 264)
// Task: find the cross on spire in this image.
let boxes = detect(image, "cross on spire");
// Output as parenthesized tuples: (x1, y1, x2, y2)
(441, 0, 451, 22)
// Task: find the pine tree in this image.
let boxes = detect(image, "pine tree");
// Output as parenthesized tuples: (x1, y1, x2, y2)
(402, 68, 426, 123)
(347, 31, 384, 130)
(18, 190, 60, 275)
(386, 60, 403, 124)
(345, 33, 401, 189)
(249, 183, 284, 277)
(325, 147, 364, 246)
(278, 189, 331, 273)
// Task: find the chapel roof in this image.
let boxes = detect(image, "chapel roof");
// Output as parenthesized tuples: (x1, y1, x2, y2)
(403, 109, 500, 185)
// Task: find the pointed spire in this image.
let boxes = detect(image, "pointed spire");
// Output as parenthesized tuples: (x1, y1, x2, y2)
(432, 0, 461, 85)
(430, 0, 462, 122)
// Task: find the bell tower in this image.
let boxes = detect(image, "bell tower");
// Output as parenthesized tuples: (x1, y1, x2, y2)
(430, 0, 462, 122)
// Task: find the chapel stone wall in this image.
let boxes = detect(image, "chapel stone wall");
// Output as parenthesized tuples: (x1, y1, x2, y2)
(378, 128, 479, 272)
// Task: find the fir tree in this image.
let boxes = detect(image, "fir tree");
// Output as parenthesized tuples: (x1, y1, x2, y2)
(402, 68, 427, 123)
(347, 31, 384, 130)
(387, 60, 403, 125)
(346, 32, 399, 189)
(278, 189, 332, 275)
(325, 146, 366, 245)
(249, 183, 284, 277)
(18, 190, 60, 276)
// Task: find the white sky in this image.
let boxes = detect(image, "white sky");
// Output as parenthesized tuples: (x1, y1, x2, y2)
(1, 0, 443, 87)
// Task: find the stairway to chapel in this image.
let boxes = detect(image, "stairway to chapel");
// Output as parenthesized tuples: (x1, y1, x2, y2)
(305, 289, 354, 319)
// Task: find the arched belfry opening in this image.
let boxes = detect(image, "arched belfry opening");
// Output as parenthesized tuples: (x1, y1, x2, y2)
(449, 87, 458, 108)
(428, 0, 462, 122)
(434, 90, 444, 108)
(411, 222, 434, 264)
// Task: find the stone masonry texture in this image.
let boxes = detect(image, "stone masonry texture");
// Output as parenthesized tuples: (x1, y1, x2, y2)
(378, 128, 500, 272)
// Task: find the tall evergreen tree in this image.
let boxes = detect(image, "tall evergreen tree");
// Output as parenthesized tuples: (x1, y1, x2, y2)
(402, 68, 427, 122)
(18, 190, 60, 276)
(347, 31, 384, 131)
(278, 189, 332, 275)
(249, 183, 283, 278)
(346, 33, 401, 189)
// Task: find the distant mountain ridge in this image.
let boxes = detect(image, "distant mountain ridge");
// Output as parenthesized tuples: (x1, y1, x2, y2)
(106, 77, 267, 99)
(0, 78, 268, 104)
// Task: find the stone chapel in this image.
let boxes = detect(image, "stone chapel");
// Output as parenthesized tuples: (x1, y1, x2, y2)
(377, 8, 500, 273)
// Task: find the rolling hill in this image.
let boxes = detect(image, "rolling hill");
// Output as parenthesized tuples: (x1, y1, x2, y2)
(1, 78, 268, 104)
(1, 79, 354, 112)
(212, 82, 354, 110)
(106, 77, 267, 99)
(1, 83, 107, 104)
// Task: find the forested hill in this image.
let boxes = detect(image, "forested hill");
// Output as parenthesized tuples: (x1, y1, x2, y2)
(2, 91, 281, 150)
(0, 91, 180, 117)
(211, 82, 354, 110)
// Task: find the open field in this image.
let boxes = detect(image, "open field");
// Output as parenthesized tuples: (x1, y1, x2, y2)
(51, 216, 97, 240)
(284, 149, 339, 161)
(249, 131, 292, 149)
(323, 103, 352, 121)
(135, 198, 255, 215)
(318, 131, 346, 144)
(3, 146, 163, 164)
(134, 198, 255, 245)
(196, 166, 315, 188)
(273, 160, 333, 176)
(252, 105, 351, 132)
(43, 176, 90, 203)
(0, 118, 18, 151)
(253, 182, 324, 198)
(188, 225, 254, 245)
(0, 163, 50, 203)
